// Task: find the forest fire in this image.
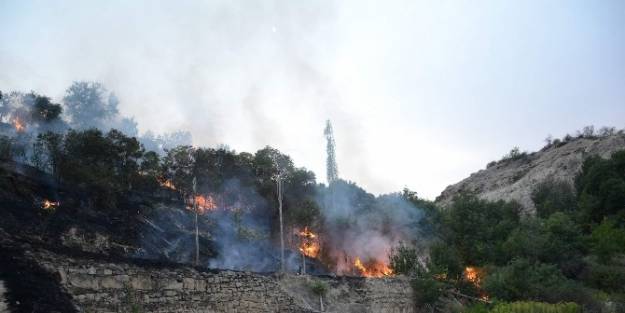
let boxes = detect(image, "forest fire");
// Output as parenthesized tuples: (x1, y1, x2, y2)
(354, 257, 393, 278)
(158, 178, 176, 190)
(41, 199, 59, 210)
(297, 227, 320, 258)
(464, 266, 489, 300)
(193, 195, 217, 213)
(12, 117, 25, 132)
(463, 266, 482, 287)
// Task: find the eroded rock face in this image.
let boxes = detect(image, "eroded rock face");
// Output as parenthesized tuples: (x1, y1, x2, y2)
(436, 134, 625, 213)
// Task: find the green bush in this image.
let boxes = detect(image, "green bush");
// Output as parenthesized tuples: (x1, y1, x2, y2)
(389, 242, 421, 275)
(581, 259, 625, 292)
(411, 276, 444, 306)
(589, 218, 625, 263)
(464, 303, 490, 313)
(490, 301, 580, 313)
(442, 194, 521, 266)
(483, 258, 570, 302)
(308, 280, 328, 296)
(531, 179, 577, 218)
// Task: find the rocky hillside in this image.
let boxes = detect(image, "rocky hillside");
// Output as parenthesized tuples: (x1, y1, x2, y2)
(0, 161, 416, 313)
(436, 133, 625, 212)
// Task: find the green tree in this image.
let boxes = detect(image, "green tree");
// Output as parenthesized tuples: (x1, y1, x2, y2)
(504, 213, 584, 276)
(442, 194, 521, 266)
(531, 179, 577, 218)
(162, 145, 196, 195)
(483, 258, 578, 303)
(32, 96, 62, 122)
(389, 242, 421, 275)
(32, 132, 63, 177)
(576, 151, 625, 224)
(63, 81, 118, 129)
(589, 218, 625, 263)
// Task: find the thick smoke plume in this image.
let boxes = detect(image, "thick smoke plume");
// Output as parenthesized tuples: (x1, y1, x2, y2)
(316, 181, 424, 276)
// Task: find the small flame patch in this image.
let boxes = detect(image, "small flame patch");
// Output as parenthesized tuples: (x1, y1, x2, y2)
(41, 199, 59, 211)
(12, 117, 25, 132)
(192, 195, 217, 214)
(354, 257, 393, 278)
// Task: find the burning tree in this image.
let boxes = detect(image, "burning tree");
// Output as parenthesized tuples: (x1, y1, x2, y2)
(297, 226, 320, 274)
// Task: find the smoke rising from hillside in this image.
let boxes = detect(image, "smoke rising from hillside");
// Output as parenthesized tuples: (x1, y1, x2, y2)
(4, 0, 625, 199)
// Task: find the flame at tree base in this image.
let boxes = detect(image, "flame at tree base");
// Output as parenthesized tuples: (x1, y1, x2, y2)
(297, 227, 320, 258)
(354, 257, 393, 278)
(464, 266, 489, 301)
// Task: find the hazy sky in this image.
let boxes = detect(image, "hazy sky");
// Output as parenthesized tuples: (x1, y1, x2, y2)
(1, 1, 624, 199)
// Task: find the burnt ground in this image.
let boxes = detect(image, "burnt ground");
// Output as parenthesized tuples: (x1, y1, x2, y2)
(0, 160, 216, 259)
(0, 237, 77, 313)
(0, 160, 338, 312)
(0, 160, 218, 312)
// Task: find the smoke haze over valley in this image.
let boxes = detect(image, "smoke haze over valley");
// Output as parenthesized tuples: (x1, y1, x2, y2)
(3, 1, 625, 199)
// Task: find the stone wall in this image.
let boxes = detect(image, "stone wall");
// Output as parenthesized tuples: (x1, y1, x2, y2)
(30, 250, 415, 313)
(0, 281, 8, 313)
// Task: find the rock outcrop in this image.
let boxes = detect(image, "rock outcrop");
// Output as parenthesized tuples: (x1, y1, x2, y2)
(436, 134, 625, 212)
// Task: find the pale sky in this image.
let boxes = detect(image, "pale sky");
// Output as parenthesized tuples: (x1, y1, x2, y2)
(1, 1, 624, 199)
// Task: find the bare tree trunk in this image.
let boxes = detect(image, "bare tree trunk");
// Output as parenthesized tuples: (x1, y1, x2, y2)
(302, 252, 306, 275)
(194, 208, 199, 266)
(277, 175, 285, 272)
(319, 295, 324, 312)
(192, 177, 199, 266)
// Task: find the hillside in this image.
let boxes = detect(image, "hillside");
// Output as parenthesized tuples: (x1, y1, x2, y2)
(0, 161, 414, 312)
(436, 133, 625, 212)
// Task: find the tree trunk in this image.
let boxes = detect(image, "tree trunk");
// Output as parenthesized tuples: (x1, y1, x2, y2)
(319, 295, 324, 312)
(278, 175, 285, 272)
(194, 208, 199, 266)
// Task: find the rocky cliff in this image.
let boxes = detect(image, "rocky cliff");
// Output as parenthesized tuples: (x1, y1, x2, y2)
(436, 133, 625, 212)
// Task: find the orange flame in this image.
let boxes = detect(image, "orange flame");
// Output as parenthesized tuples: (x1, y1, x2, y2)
(12, 117, 25, 132)
(158, 178, 176, 190)
(354, 257, 393, 278)
(464, 266, 481, 286)
(192, 195, 217, 214)
(464, 266, 489, 301)
(297, 227, 320, 258)
(41, 199, 59, 210)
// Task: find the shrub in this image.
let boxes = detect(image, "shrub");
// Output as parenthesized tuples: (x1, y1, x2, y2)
(482, 258, 574, 302)
(581, 259, 625, 292)
(490, 301, 580, 313)
(411, 276, 444, 306)
(389, 242, 421, 275)
(308, 280, 328, 296)
(589, 218, 625, 263)
(531, 179, 577, 218)
(501, 147, 528, 162)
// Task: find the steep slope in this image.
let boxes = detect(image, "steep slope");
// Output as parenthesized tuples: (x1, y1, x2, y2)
(0, 161, 416, 313)
(436, 134, 625, 212)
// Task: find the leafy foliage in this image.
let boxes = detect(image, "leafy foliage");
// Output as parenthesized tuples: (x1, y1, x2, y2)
(441, 194, 521, 266)
(308, 280, 328, 296)
(531, 179, 577, 218)
(489, 301, 581, 313)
